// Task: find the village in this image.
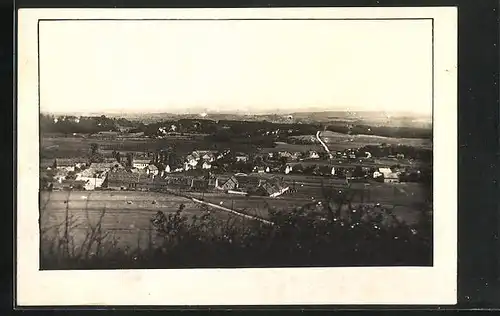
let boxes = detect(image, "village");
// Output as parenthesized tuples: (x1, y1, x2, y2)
(40, 139, 428, 201)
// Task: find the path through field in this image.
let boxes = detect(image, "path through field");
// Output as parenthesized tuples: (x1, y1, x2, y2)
(40, 180, 428, 251)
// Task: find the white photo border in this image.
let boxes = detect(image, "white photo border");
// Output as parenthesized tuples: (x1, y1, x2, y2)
(16, 7, 457, 306)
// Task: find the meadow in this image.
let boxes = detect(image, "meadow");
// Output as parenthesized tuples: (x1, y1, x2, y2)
(40, 177, 428, 254)
(40, 128, 432, 160)
(39, 191, 236, 251)
(289, 130, 432, 150)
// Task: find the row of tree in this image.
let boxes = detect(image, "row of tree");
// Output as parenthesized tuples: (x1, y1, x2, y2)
(40, 114, 135, 135)
(326, 124, 432, 139)
(357, 144, 432, 162)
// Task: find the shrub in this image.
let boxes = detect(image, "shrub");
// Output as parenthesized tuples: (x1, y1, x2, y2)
(40, 188, 432, 269)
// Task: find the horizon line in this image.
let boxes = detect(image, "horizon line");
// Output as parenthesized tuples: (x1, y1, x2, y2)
(40, 109, 432, 117)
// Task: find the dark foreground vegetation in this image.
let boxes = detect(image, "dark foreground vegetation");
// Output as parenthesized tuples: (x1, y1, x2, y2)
(40, 189, 432, 269)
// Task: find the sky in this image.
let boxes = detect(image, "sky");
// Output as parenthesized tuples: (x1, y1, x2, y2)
(39, 19, 433, 116)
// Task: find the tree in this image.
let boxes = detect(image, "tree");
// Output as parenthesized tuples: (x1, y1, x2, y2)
(293, 164, 304, 174)
(126, 153, 134, 168)
(90, 143, 99, 156)
(353, 166, 365, 178)
(65, 171, 77, 180)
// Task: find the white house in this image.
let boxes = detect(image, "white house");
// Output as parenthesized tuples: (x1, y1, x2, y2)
(82, 177, 105, 190)
(253, 166, 267, 173)
(235, 154, 249, 163)
(133, 159, 151, 169)
(202, 161, 212, 169)
(269, 186, 289, 198)
(378, 167, 393, 177)
(384, 173, 400, 183)
(54, 158, 79, 172)
(146, 164, 159, 176)
(308, 151, 320, 159)
(375, 167, 400, 183)
(75, 171, 106, 190)
(164, 165, 171, 173)
(185, 154, 199, 168)
(202, 153, 215, 162)
(284, 165, 292, 174)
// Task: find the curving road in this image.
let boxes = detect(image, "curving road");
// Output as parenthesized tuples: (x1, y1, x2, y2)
(316, 131, 333, 159)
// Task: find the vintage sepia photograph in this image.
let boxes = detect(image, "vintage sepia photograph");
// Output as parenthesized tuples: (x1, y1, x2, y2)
(17, 8, 457, 306)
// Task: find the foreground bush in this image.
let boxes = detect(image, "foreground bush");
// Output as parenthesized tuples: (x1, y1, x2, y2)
(40, 196, 432, 269)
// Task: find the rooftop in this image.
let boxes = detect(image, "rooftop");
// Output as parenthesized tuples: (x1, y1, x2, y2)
(90, 162, 124, 170)
(235, 175, 263, 188)
(55, 158, 85, 166)
(106, 171, 152, 183)
(133, 159, 152, 164)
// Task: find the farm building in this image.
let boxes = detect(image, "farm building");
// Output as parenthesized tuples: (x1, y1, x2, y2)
(146, 164, 159, 176)
(104, 171, 154, 190)
(82, 177, 106, 190)
(308, 150, 320, 159)
(54, 158, 84, 172)
(52, 169, 69, 183)
(253, 166, 268, 173)
(201, 152, 216, 162)
(235, 153, 249, 163)
(377, 167, 393, 178)
(278, 151, 292, 158)
(235, 175, 264, 192)
(163, 176, 193, 190)
(202, 161, 212, 169)
(383, 172, 400, 183)
(133, 159, 152, 169)
(102, 157, 119, 163)
(89, 162, 124, 173)
(255, 177, 289, 198)
(190, 179, 209, 192)
(290, 152, 302, 160)
(373, 167, 400, 183)
(164, 165, 171, 173)
(75, 168, 107, 190)
(215, 176, 238, 191)
(195, 150, 218, 156)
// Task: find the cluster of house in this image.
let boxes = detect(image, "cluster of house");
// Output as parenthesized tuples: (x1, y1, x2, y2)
(40, 156, 158, 191)
(41, 144, 415, 192)
(41, 153, 291, 197)
(104, 171, 290, 198)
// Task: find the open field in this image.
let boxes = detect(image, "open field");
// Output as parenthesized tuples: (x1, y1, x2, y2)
(286, 158, 420, 168)
(40, 136, 262, 159)
(40, 136, 202, 158)
(40, 191, 244, 251)
(41, 129, 432, 160)
(189, 181, 427, 224)
(40, 176, 429, 250)
(289, 130, 432, 150)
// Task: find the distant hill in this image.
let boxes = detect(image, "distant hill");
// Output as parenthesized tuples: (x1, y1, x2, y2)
(42, 110, 432, 129)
